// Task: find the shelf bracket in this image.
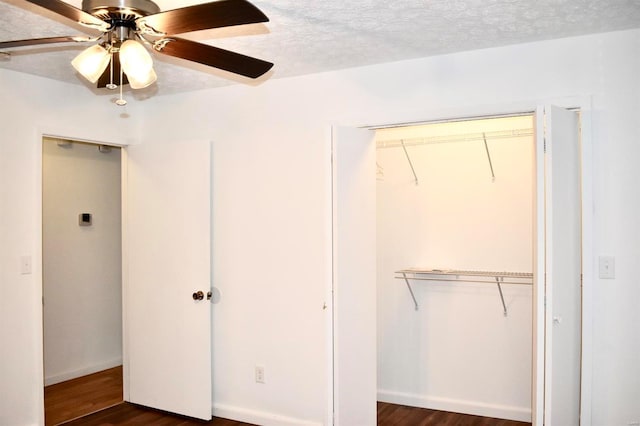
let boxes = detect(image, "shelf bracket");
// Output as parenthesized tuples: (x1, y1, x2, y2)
(495, 276, 507, 316)
(396, 269, 532, 315)
(483, 133, 496, 183)
(376, 162, 384, 180)
(400, 139, 419, 186)
(401, 272, 419, 310)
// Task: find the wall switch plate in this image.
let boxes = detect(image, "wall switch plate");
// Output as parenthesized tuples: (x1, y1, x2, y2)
(599, 256, 615, 279)
(255, 366, 265, 384)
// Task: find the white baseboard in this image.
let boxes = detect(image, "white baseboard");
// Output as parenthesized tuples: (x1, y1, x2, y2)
(378, 389, 531, 423)
(44, 357, 123, 386)
(213, 403, 323, 426)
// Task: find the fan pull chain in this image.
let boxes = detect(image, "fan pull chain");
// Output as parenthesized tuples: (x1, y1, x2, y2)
(106, 50, 116, 90)
(115, 64, 127, 106)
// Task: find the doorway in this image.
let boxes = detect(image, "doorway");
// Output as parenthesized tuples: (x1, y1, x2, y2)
(42, 137, 123, 424)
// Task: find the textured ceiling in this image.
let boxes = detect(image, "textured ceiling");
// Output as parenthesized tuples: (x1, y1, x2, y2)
(1, 0, 640, 96)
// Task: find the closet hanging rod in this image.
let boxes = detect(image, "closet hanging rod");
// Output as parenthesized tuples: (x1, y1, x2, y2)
(396, 269, 533, 279)
(396, 276, 533, 285)
(376, 128, 533, 149)
(364, 111, 535, 130)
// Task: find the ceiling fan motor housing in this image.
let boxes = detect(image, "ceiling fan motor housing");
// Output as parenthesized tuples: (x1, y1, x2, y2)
(83, 0, 161, 25)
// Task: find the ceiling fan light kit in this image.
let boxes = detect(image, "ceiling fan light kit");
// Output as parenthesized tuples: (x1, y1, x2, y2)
(0, 0, 273, 105)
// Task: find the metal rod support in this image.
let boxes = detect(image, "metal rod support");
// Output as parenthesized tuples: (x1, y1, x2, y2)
(496, 277, 507, 316)
(400, 140, 419, 185)
(483, 133, 496, 182)
(402, 272, 419, 310)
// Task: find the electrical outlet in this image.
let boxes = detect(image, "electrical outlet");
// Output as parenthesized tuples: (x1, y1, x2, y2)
(255, 366, 265, 384)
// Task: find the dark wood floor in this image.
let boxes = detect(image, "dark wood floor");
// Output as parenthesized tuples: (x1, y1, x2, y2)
(377, 402, 530, 426)
(46, 367, 531, 425)
(45, 367, 252, 426)
(45, 366, 123, 425)
(59, 402, 531, 426)
(62, 403, 252, 425)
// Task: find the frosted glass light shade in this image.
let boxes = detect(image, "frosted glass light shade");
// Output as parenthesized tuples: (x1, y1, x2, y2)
(120, 39, 156, 89)
(126, 67, 157, 89)
(71, 44, 110, 83)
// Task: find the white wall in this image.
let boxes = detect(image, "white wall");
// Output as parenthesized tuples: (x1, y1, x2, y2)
(1, 28, 639, 426)
(42, 138, 122, 385)
(0, 69, 140, 426)
(376, 117, 533, 421)
(139, 28, 640, 426)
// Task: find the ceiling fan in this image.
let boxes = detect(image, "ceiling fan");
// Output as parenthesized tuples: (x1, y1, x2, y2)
(0, 0, 273, 105)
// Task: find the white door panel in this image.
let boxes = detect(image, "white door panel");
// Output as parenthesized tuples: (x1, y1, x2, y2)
(535, 106, 582, 425)
(332, 126, 377, 426)
(123, 139, 212, 420)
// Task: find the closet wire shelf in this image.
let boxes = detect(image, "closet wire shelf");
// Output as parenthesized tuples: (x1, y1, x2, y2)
(395, 269, 533, 316)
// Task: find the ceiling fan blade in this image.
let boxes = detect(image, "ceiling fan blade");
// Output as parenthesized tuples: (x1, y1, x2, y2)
(23, 0, 109, 31)
(0, 36, 96, 49)
(154, 37, 273, 78)
(137, 0, 268, 36)
(97, 52, 129, 88)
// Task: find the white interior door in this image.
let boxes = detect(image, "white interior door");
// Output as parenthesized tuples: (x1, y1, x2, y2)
(332, 126, 377, 425)
(123, 139, 212, 420)
(534, 106, 582, 425)
(332, 126, 377, 426)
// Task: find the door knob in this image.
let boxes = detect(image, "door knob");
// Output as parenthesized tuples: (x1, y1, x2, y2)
(192, 290, 204, 301)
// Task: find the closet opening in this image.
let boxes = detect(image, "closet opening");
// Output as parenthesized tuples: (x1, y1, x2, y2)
(375, 114, 537, 423)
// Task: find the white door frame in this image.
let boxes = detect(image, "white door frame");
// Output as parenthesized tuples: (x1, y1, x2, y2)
(329, 96, 594, 425)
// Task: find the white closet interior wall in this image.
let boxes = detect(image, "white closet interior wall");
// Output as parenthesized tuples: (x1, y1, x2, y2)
(376, 115, 534, 422)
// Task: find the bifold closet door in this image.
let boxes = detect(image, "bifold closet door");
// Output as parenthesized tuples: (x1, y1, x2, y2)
(332, 127, 377, 426)
(534, 106, 582, 426)
(123, 139, 212, 420)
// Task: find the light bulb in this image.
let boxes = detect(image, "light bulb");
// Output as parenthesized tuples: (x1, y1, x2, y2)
(71, 44, 110, 84)
(120, 39, 156, 89)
